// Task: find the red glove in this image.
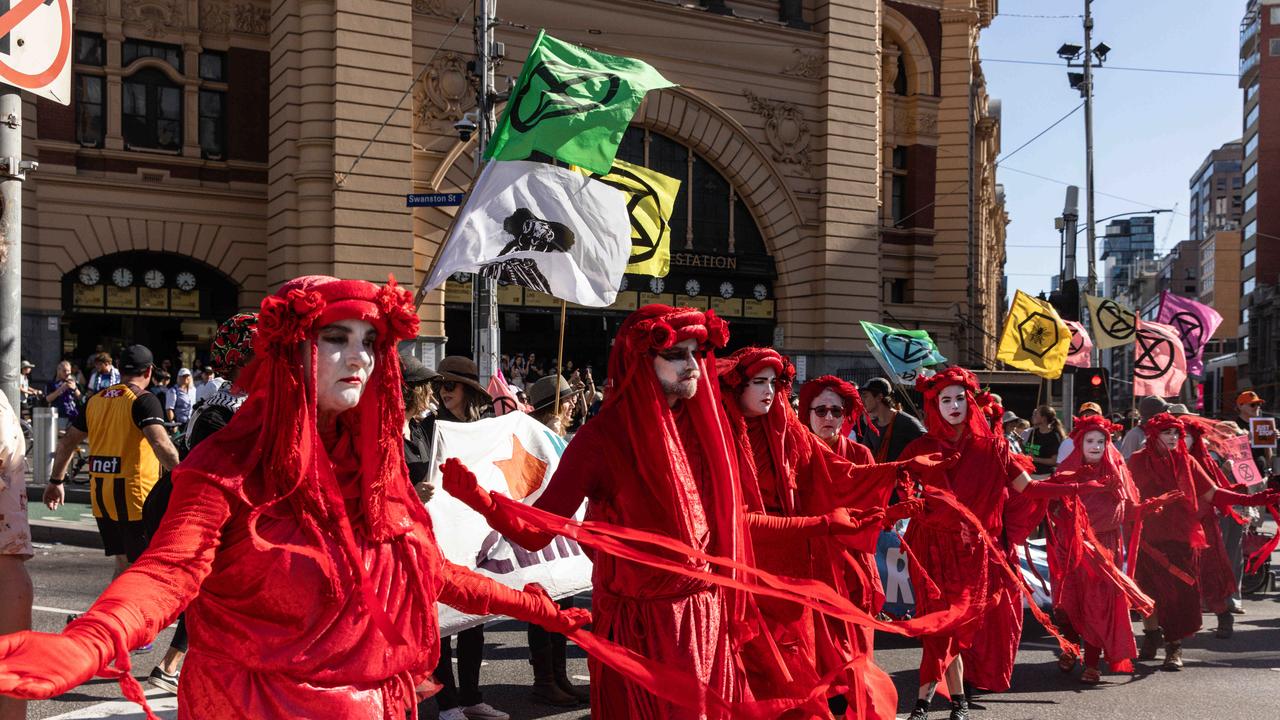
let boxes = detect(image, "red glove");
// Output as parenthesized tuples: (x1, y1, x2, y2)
(903, 451, 959, 474)
(1137, 490, 1185, 513)
(0, 622, 111, 700)
(826, 506, 885, 535)
(1020, 478, 1106, 500)
(441, 458, 497, 514)
(883, 498, 924, 526)
(1213, 487, 1280, 509)
(515, 584, 592, 635)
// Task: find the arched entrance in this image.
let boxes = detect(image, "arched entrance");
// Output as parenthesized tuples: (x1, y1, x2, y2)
(61, 251, 241, 371)
(442, 126, 778, 375)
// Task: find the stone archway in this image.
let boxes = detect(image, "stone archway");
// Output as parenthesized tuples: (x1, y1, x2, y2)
(882, 6, 936, 98)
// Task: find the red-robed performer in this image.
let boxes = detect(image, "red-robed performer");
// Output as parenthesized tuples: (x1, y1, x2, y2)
(1043, 416, 1157, 683)
(1127, 413, 1277, 669)
(717, 351, 922, 719)
(441, 305, 758, 719)
(900, 368, 1100, 720)
(0, 277, 587, 719)
(798, 375, 875, 466)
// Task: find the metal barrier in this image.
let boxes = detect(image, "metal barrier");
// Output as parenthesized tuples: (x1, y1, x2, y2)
(31, 406, 57, 485)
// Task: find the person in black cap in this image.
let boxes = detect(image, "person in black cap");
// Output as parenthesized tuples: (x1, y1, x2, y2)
(859, 377, 926, 462)
(44, 345, 181, 579)
(399, 352, 439, 495)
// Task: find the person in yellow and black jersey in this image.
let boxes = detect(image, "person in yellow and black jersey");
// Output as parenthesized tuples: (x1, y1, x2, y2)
(44, 345, 180, 576)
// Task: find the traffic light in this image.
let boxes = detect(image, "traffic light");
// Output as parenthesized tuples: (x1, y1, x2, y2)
(1049, 278, 1080, 321)
(1073, 366, 1110, 418)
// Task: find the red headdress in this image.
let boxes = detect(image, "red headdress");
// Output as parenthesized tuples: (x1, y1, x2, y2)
(1138, 412, 1203, 518)
(717, 347, 804, 512)
(797, 375, 868, 438)
(915, 366, 992, 445)
(182, 276, 428, 596)
(1180, 415, 1237, 489)
(1059, 415, 1136, 501)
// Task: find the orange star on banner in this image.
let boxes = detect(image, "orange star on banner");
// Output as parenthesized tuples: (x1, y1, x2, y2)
(493, 434, 548, 501)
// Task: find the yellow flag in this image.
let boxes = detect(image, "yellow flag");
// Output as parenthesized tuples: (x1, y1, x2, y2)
(1085, 294, 1138, 349)
(997, 290, 1072, 379)
(574, 159, 680, 277)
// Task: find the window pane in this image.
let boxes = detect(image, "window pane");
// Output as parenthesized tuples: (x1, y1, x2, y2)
(199, 52, 226, 81)
(159, 86, 182, 120)
(734, 195, 766, 255)
(891, 175, 907, 224)
(199, 90, 225, 158)
(76, 76, 104, 147)
(892, 146, 908, 170)
(615, 126, 644, 165)
(123, 39, 183, 72)
(75, 32, 104, 66)
(123, 69, 183, 150)
(690, 154, 730, 254)
(648, 133, 688, 248)
(123, 82, 146, 115)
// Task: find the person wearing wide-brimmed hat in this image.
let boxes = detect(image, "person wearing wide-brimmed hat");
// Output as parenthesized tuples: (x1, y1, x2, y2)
(526, 375, 580, 437)
(434, 356, 493, 423)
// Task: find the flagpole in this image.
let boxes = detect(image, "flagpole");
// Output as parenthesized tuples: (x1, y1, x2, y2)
(414, 170, 484, 310)
(555, 299, 568, 415)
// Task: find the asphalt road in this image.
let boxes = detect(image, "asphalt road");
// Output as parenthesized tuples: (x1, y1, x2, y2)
(18, 540, 1280, 719)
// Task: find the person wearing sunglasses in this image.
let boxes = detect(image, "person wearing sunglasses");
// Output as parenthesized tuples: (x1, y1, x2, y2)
(799, 375, 875, 466)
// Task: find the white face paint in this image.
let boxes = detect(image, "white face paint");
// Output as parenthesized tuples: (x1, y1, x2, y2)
(652, 338, 700, 403)
(738, 366, 777, 418)
(809, 388, 846, 440)
(1081, 430, 1107, 464)
(938, 385, 967, 427)
(313, 319, 376, 419)
(1159, 427, 1180, 450)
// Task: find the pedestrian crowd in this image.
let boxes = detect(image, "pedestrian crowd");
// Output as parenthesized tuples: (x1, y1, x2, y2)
(0, 291, 1277, 720)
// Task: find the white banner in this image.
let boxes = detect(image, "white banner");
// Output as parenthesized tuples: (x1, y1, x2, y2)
(427, 413, 592, 635)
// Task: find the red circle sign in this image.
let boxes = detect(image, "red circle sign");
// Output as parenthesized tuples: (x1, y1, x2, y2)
(0, 0, 72, 90)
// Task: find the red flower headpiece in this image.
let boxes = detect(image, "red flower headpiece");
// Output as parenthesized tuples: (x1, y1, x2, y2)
(254, 275, 418, 358)
(1143, 412, 1184, 441)
(717, 347, 794, 396)
(916, 366, 979, 400)
(915, 366, 991, 442)
(1069, 414, 1122, 444)
(621, 304, 730, 359)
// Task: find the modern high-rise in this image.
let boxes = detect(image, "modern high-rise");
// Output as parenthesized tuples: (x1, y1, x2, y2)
(1189, 141, 1244, 414)
(1239, 0, 1280, 404)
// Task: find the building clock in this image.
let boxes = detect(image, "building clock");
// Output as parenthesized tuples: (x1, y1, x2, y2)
(144, 270, 166, 289)
(719, 281, 734, 299)
(111, 268, 134, 288)
(78, 265, 100, 286)
(175, 272, 197, 291)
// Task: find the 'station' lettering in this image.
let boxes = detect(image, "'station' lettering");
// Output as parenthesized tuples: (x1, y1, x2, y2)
(671, 253, 738, 270)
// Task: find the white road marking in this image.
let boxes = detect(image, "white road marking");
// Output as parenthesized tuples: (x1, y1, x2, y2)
(44, 689, 177, 719)
(32, 604, 84, 616)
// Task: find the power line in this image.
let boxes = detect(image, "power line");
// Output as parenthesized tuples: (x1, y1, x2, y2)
(997, 102, 1083, 165)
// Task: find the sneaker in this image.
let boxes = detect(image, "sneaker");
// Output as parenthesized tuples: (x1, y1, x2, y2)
(131, 642, 154, 655)
(438, 710, 468, 720)
(462, 703, 510, 720)
(907, 700, 930, 720)
(148, 667, 179, 693)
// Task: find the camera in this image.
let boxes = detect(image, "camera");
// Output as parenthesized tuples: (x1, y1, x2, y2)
(454, 113, 478, 142)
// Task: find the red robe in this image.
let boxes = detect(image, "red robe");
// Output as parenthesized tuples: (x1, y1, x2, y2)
(1128, 446, 1215, 642)
(900, 433, 1027, 690)
(528, 407, 742, 719)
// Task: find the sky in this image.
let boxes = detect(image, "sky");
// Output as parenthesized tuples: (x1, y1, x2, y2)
(979, 0, 1244, 301)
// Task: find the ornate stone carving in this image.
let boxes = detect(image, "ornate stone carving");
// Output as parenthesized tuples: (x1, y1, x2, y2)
(233, 3, 270, 34)
(414, 51, 475, 129)
(77, 0, 106, 17)
(125, 0, 185, 37)
(893, 103, 937, 139)
(201, 0, 232, 34)
(743, 90, 811, 175)
(413, 0, 456, 18)
(781, 49, 821, 79)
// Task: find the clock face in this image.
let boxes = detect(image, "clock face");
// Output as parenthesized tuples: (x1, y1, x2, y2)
(78, 265, 100, 286)
(684, 279, 701, 297)
(144, 269, 166, 289)
(753, 283, 768, 301)
(649, 277, 665, 294)
(719, 281, 734, 299)
(111, 267, 133, 288)
(175, 272, 197, 292)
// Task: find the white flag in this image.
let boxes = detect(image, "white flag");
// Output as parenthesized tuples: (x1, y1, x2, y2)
(423, 160, 631, 306)
(427, 413, 592, 635)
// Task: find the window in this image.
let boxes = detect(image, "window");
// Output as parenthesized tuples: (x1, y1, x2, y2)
(1269, 38, 1280, 55)
(1245, 219, 1257, 239)
(1245, 191, 1257, 212)
(199, 52, 226, 82)
(1247, 82, 1260, 102)
(74, 32, 106, 148)
(883, 278, 908, 304)
(199, 91, 225, 159)
(123, 68, 182, 151)
(1243, 248, 1257, 267)
(122, 39, 183, 71)
(894, 53, 908, 96)
(1244, 276, 1257, 294)
(1245, 162, 1258, 184)
(1246, 103, 1260, 129)
(1242, 307, 1251, 325)
(1184, 284, 1197, 294)
(1245, 132, 1259, 157)
(889, 146, 909, 226)
(1272, 7, 1280, 23)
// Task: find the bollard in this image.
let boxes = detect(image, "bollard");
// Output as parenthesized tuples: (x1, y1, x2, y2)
(32, 406, 57, 485)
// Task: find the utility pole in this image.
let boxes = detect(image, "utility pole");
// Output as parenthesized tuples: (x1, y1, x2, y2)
(1082, 0, 1097, 300)
(0, 88, 27, 410)
(471, 0, 500, 383)
(1061, 186, 1079, 421)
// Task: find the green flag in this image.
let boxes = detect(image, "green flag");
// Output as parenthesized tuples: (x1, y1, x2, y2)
(487, 31, 676, 174)
(859, 321, 947, 378)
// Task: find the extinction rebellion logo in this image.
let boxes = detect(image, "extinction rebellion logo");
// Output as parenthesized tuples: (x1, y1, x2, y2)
(509, 57, 621, 133)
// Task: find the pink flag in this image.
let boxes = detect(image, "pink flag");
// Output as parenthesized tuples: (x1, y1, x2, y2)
(1156, 290, 1223, 376)
(1064, 320, 1093, 368)
(486, 371, 526, 416)
(1133, 320, 1187, 397)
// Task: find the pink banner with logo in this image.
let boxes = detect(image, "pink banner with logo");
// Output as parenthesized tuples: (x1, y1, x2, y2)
(1220, 434, 1266, 486)
(1064, 320, 1093, 368)
(1132, 320, 1187, 397)
(1156, 291, 1223, 376)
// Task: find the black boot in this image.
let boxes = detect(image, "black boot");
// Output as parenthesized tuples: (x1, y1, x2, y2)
(1215, 611, 1234, 639)
(551, 632, 589, 703)
(949, 696, 969, 720)
(907, 699, 930, 720)
(1138, 628, 1163, 660)
(530, 642, 578, 707)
